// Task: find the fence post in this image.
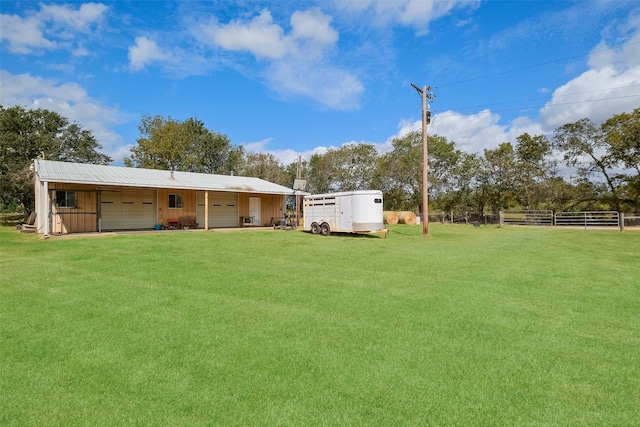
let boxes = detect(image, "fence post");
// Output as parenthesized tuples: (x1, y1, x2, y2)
(620, 212, 624, 232)
(499, 211, 504, 228)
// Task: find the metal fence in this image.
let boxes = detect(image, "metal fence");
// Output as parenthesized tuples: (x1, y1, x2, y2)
(623, 214, 640, 228)
(500, 210, 624, 230)
(500, 210, 554, 226)
(554, 211, 620, 229)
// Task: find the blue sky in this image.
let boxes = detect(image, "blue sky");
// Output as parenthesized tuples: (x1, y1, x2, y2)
(1, 0, 639, 166)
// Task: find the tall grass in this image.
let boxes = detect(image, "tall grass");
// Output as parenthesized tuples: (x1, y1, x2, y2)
(1, 225, 639, 426)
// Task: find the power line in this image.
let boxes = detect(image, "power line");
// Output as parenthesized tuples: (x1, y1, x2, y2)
(438, 40, 640, 88)
(433, 93, 640, 118)
(437, 84, 640, 114)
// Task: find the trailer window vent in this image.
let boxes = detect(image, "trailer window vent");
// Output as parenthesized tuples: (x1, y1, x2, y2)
(306, 200, 336, 206)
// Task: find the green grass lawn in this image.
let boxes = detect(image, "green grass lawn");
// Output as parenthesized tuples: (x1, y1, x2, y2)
(1, 224, 639, 426)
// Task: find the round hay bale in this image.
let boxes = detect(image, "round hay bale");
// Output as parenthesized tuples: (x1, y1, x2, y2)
(383, 211, 399, 225)
(398, 211, 417, 225)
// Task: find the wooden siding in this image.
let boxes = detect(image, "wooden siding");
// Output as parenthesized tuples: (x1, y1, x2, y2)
(49, 183, 98, 233)
(41, 183, 286, 234)
(157, 188, 198, 227)
(238, 193, 285, 226)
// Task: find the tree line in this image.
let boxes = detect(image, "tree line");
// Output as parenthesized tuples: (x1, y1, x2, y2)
(2, 105, 638, 220)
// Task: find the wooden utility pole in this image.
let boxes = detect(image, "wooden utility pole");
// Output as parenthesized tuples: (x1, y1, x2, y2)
(411, 83, 434, 237)
(296, 155, 302, 228)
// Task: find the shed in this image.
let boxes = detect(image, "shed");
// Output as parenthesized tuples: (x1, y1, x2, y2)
(33, 159, 300, 236)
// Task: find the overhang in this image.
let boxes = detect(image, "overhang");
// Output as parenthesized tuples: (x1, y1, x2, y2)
(34, 159, 304, 195)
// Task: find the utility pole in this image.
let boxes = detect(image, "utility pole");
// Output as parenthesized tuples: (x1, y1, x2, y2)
(296, 155, 302, 228)
(411, 83, 435, 237)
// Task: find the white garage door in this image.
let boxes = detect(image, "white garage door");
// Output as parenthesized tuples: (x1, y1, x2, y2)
(209, 192, 238, 227)
(100, 188, 157, 230)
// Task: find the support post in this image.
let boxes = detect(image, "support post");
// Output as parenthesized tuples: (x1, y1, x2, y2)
(205, 191, 209, 230)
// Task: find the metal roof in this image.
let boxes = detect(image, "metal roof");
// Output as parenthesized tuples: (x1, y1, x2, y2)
(34, 159, 299, 195)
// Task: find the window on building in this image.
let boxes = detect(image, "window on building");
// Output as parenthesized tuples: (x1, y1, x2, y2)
(169, 194, 183, 209)
(55, 190, 77, 208)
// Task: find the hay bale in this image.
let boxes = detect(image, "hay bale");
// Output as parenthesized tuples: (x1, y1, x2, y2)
(383, 211, 399, 225)
(398, 211, 417, 225)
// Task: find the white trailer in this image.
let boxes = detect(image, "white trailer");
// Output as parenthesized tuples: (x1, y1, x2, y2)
(303, 190, 386, 236)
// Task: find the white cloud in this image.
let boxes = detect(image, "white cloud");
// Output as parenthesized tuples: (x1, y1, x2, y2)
(0, 2, 107, 54)
(335, 0, 480, 33)
(377, 109, 544, 156)
(39, 3, 108, 32)
(128, 36, 172, 71)
(267, 60, 363, 110)
(539, 15, 640, 128)
(0, 70, 126, 161)
(382, 14, 640, 155)
(0, 14, 56, 53)
(197, 8, 361, 110)
(291, 9, 339, 45)
(201, 10, 290, 59)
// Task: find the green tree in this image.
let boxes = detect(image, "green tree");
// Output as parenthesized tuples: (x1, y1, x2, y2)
(514, 133, 555, 209)
(602, 108, 640, 211)
(375, 131, 422, 211)
(478, 143, 519, 213)
(441, 152, 482, 218)
(426, 135, 465, 209)
(306, 143, 378, 194)
(375, 131, 466, 213)
(553, 118, 622, 211)
(0, 105, 111, 219)
(240, 152, 291, 187)
(125, 115, 243, 174)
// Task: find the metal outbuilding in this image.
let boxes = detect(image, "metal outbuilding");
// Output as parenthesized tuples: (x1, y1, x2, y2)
(33, 159, 299, 236)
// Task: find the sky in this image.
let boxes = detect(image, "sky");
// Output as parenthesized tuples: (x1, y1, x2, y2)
(1, 0, 639, 167)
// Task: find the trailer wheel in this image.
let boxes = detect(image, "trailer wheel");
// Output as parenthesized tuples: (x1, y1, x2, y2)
(310, 222, 320, 234)
(320, 222, 331, 236)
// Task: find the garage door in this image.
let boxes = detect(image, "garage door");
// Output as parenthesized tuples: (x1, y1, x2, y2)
(100, 188, 157, 230)
(207, 192, 238, 227)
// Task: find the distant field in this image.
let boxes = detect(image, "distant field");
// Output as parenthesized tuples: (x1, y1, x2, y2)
(1, 224, 639, 426)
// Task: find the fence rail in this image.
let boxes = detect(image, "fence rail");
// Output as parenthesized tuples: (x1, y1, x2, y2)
(500, 210, 554, 226)
(554, 211, 620, 229)
(500, 210, 625, 230)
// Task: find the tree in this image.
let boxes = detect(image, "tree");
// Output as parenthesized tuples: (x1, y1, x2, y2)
(440, 152, 482, 218)
(478, 143, 519, 213)
(306, 143, 378, 194)
(425, 135, 465, 208)
(0, 105, 111, 219)
(514, 133, 555, 209)
(602, 108, 640, 211)
(375, 131, 423, 211)
(125, 115, 243, 174)
(240, 152, 291, 187)
(553, 118, 622, 211)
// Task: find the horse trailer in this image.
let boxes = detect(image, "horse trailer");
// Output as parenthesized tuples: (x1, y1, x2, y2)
(303, 190, 386, 236)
